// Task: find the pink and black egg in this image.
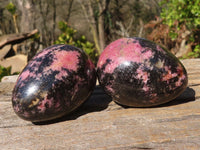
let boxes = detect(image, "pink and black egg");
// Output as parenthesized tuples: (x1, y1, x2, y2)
(12, 45, 96, 122)
(97, 37, 188, 107)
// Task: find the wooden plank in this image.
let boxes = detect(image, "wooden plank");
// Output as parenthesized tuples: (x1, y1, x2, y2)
(0, 29, 38, 48)
(0, 59, 200, 149)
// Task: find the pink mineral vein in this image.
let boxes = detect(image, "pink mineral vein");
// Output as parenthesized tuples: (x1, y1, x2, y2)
(98, 38, 153, 74)
(19, 70, 30, 81)
(162, 66, 178, 82)
(175, 65, 186, 87)
(35, 49, 51, 58)
(48, 51, 80, 72)
(136, 67, 149, 84)
(37, 97, 53, 113)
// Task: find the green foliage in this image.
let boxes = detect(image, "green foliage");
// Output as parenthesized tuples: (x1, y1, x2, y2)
(0, 66, 11, 81)
(5, 2, 19, 33)
(183, 45, 200, 58)
(55, 21, 98, 64)
(6, 2, 16, 15)
(160, 0, 200, 58)
(0, 65, 19, 81)
(31, 33, 40, 41)
(160, 0, 200, 29)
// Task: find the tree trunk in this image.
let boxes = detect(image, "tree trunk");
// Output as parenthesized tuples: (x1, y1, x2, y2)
(16, 0, 35, 33)
(138, 18, 144, 37)
(13, 14, 19, 33)
(78, 0, 100, 54)
(98, 1, 106, 51)
(52, 0, 56, 42)
(78, 0, 110, 53)
(65, 0, 74, 22)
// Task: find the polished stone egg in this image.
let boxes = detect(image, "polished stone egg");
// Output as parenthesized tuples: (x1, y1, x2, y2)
(12, 44, 96, 122)
(97, 37, 188, 107)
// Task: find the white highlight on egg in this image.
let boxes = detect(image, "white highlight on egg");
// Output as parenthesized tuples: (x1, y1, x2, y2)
(26, 84, 38, 96)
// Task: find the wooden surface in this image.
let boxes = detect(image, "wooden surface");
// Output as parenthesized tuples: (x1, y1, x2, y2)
(0, 59, 200, 150)
(0, 29, 38, 48)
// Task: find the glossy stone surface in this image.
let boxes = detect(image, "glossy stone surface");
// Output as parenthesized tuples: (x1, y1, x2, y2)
(12, 44, 96, 122)
(97, 37, 188, 107)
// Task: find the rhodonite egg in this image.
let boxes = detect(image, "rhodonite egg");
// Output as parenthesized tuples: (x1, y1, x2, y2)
(97, 37, 188, 107)
(12, 44, 96, 122)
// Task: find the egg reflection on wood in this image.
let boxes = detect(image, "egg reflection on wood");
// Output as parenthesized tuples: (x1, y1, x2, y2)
(97, 37, 188, 107)
(12, 44, 96, 122)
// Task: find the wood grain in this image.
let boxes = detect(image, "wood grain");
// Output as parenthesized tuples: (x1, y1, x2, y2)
(0, 29, 38, 48)
(0, 59, 200, 150)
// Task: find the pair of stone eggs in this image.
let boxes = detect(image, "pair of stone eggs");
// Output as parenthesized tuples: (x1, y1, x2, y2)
(12, 37, 188, 122)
